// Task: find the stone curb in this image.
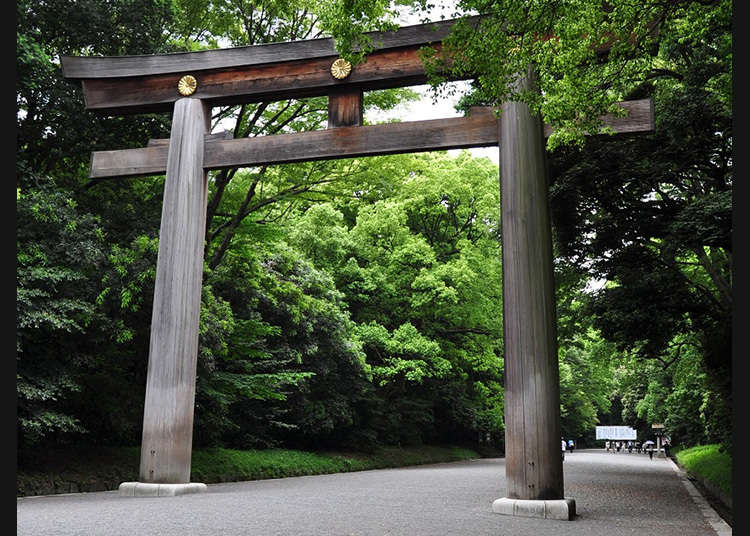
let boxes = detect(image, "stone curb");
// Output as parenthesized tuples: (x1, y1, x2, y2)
(672, 460, 732, 510)
(666, 458, 731, 535)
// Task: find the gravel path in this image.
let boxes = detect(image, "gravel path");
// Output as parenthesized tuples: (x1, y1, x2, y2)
(17, 449, 730, 535)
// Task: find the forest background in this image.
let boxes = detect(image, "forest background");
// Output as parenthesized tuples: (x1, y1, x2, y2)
(17, 0, 732, 486)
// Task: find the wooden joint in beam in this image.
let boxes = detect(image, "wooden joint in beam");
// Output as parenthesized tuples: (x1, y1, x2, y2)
(328, 88, 364, 128)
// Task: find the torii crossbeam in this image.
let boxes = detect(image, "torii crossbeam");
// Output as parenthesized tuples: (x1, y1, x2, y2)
(62, 17, 653, 516)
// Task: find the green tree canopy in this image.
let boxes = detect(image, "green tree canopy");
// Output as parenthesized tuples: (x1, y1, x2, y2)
(547, 2, 731, 445)
(285, 151, 506, 446)
(317, 0, 729, 148)
(17, 0, 730, 459)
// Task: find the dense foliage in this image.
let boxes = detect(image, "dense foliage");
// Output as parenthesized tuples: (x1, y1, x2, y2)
(547, 0, 732, 448)
(319, 0, 730, 148)
(17, 0, 731, 464)
(317, 0, 731, 450)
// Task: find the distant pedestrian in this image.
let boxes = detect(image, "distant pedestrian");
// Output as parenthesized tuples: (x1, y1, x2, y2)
(605, 440, 610, 452)
(663, 438, 671, 457)
(627, 440, 633, 453)
(568, 439, 575, 453)
(616, 441, 622, 453)
(648, 445, 654, 460)
(562, 439, 567, 461)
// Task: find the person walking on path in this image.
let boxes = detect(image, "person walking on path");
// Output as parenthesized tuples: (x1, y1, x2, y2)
(568, 439, 575, 453)
(562, 438, 567, 461)
(648, 444, 655, 460)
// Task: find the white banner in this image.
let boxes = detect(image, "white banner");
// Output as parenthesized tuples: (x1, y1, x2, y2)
(595, 426, 637, 440)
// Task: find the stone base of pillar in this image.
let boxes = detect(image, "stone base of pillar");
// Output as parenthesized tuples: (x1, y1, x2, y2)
(118, 482, 207, 497)
(492, 497, 576, 521)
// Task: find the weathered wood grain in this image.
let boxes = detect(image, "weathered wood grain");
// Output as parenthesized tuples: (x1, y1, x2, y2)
(88, 99, 653, 179)
(328, 88, 364, 128)
(206, 111, 502, 170)
(139, 98, 210, 484)
(76, 45, 446, 114)
(90, 145, 169, 178)
(499, 67, 563, 501)
(90, 112, 498, 178)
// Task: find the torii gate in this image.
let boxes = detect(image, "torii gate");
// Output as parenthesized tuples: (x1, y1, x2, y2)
(61, 17, 653, 519)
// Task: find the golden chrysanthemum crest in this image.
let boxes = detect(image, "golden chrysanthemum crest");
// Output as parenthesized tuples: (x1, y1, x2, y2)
(177, 75, 198, 96)
(330, 58, 352, 80)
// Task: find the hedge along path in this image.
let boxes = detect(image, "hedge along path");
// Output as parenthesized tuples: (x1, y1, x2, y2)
(61, 16, 654, 510)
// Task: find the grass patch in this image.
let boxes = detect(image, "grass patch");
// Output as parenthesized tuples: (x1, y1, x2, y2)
(189, 444, 479, 483)
(189, 448, 358, 482)
(675, 444, 732, 498)
(18, 444, 480, 497)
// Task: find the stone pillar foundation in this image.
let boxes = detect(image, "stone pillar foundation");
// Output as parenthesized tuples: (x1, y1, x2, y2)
(492, 497, 576, 521)
(119, 482, 207, 497)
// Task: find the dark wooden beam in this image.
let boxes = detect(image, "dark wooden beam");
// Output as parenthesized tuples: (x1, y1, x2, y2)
(60, 17, 483, 115)
(77, 45, 442, 115)
(90, 145, 169, 178)
(61, 14, 644, 116)
(87, 98, 653, 179)
(147, 130, 232, 147)
(204, 111, 499, 170)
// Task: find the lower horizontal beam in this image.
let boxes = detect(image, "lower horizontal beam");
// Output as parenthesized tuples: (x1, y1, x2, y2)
(205, 111, 499, 171)
(89, 111, 499, 179)
(542, 98, 654, 137)
(88, 99, 653, 179)
(90, 145, 169, 179)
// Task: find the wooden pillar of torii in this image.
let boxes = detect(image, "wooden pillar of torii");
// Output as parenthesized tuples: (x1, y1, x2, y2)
(62, 17, 653, 511)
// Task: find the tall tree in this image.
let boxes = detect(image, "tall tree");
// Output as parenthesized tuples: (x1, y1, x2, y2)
(17, 0, 178, 448)
(317, 1, 728, 147)
(547, 1, 732, 446)
(558, 328, 618, 441)
(287, 152, 506, 446)
(317, 0, 732, 447)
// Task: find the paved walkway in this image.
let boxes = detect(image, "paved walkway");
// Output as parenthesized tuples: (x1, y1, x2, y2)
(17, 449, 731, 535)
